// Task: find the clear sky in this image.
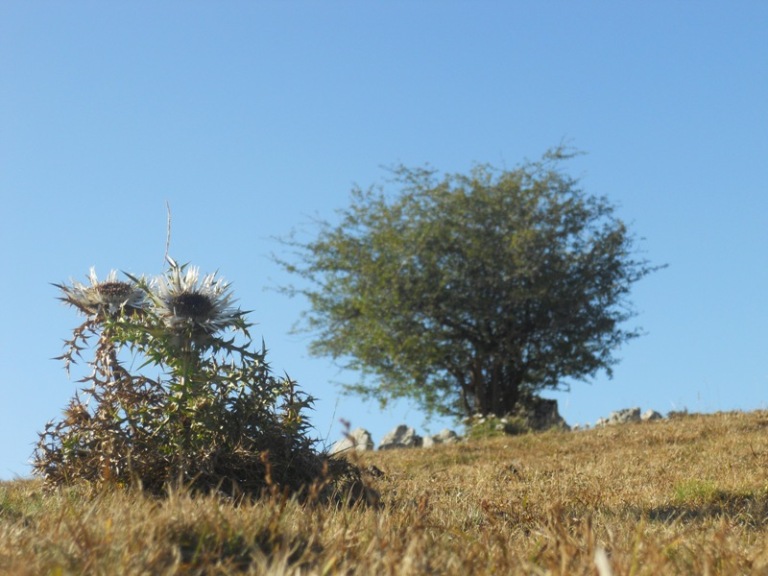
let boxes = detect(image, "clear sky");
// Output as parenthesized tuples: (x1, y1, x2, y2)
(2, 2, 766, 479)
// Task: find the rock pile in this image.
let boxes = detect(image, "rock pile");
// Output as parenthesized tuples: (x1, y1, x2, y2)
(422, 429, 460, 448)
(379, 425, 422, 450)
(329, 428, 374, 455)
(594, 407, 663, 428)
(328, 403, 667, 454)
(329, 425, 461, 454)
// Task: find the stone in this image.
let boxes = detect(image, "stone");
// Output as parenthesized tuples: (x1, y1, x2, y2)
(329, 428, 374, 455)
(378, 424, 423, 450)
(611, 407, 641, 424)
(641, 409, 663, 422)
(601, 407, 642, 426)
(423, 428, 460, 448)
(514, 397, 570, 431)
(435, 429, 460, 443)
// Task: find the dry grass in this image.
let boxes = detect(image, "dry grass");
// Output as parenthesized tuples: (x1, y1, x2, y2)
(3, 410, 768, 575)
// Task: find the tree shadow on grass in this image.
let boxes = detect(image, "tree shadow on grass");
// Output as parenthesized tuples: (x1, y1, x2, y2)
(645, 490, 768, 529)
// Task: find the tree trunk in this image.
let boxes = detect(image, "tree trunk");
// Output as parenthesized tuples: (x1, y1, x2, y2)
(471, 354, 523, 417)
(471, 357, 487, 415)
(491, 361, 522, 417)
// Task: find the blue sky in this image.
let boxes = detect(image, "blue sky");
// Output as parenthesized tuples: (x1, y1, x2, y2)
(2, 2, 766, 479)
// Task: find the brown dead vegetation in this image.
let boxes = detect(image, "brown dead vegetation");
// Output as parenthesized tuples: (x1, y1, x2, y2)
(3, 410, 768, 574)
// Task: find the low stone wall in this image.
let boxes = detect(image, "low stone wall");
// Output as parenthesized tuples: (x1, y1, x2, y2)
(329, 425, 461, 455)
(594, 407, 663, 427)
(328, 405, 667, 454)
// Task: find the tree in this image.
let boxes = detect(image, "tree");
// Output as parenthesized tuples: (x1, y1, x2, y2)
(278, 149, 662, 420)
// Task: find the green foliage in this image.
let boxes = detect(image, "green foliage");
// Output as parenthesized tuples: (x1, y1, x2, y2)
(464, 414, 531, 440)
(278, 148, 663, 419)
(673, 480, 721, 506)
(35, 260, 360, 498)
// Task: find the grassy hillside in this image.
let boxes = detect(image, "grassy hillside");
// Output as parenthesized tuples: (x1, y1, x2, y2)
(2, 410, 768, 574)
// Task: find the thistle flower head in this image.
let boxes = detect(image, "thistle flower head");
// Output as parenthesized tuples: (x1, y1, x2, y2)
(57, 268, 147, 317)
(151, 263, 242, 335)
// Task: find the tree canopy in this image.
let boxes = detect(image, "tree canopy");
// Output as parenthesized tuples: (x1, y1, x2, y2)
(278, 149, 662, 419)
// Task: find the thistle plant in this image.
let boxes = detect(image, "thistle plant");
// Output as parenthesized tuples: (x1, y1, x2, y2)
(35, 259, 358, 498)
